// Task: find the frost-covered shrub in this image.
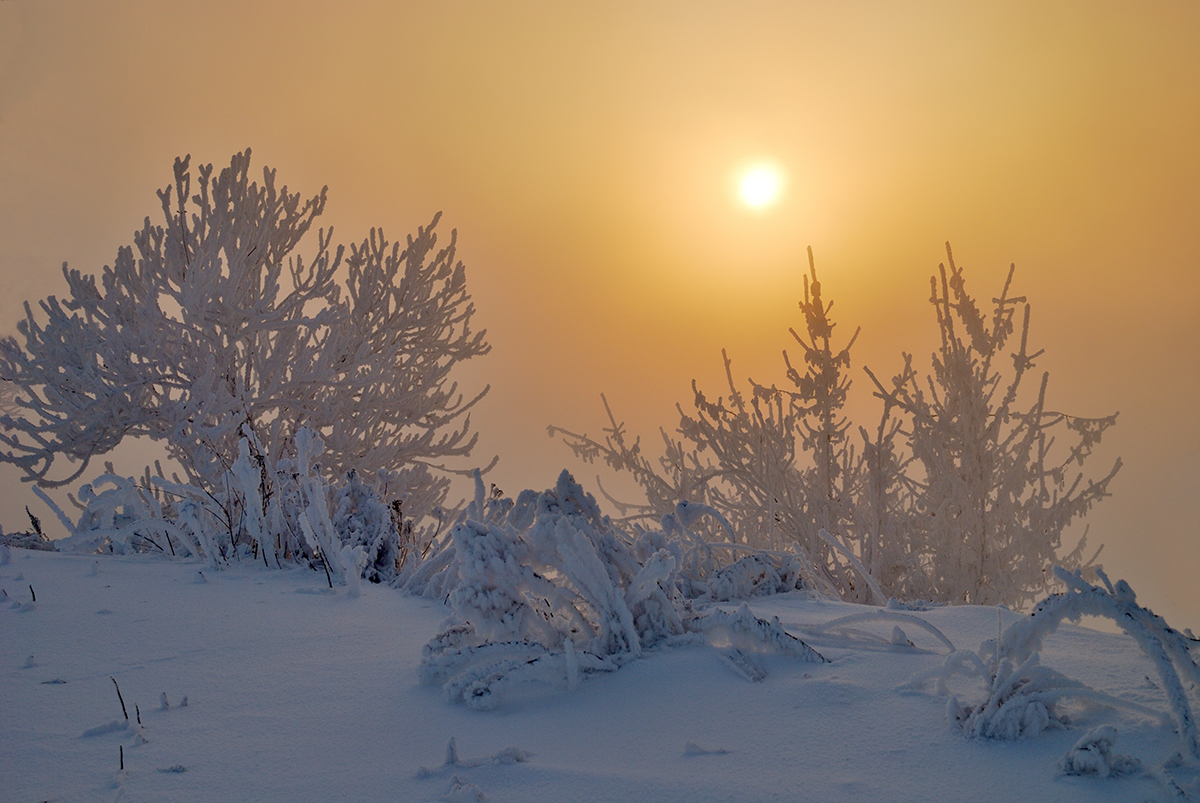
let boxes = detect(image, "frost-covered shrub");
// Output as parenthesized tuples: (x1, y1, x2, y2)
(995, 567, 1200, 760)
(58, 472, 185, 557)
(945, 651, 1078, 740)
(44, 428, 430, 588)
(332, 470, 406, 584)
(554, 245, 1120, 608)
(704, 553, 799, 601)
(905, 567, 1200, 788)
(1058, 726, 1143, 778)
(865, 246, 1120, 606)
(415, 470, 824, 709)
(0, 150, 489, 546)
(552, 251, 885, 604)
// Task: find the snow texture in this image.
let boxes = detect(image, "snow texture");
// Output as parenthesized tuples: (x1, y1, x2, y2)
(3, 548, 1195, 802)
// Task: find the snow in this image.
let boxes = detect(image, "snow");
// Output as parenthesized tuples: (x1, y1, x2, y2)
(4, 548, 1196, 801)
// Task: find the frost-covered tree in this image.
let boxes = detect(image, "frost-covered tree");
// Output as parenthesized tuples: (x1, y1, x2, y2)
(557, 244, 1120, 608)
(850, 400, 919, 599)
(865, 244, 1120, 606)
(0, 151, 490, 536)
(553, 249, 880, 602)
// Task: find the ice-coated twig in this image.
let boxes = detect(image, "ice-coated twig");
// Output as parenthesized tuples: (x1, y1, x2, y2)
(804, 610, 954, 653)
(816, 529, 886, 606)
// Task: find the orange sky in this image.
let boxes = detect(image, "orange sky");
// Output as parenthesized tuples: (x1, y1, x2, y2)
(1, 1, 1197, 624)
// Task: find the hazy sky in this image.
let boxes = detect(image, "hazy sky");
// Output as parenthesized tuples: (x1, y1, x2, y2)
(1, 1, 1197, 624)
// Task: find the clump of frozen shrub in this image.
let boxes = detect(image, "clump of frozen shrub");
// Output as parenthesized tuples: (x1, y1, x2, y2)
(39, 427, 432, 587)
(414, 470, 824, 709)
(332, 470, 411, 585)
(1058, 726, 1143, 778)
(56, 470, 183, 557)
(0, 506, 57, 552)
(943, 651, 1080, 740)
(554, 245, 1120, 608)
(905, 567, 1200, 787)
(996, 567, 1200, 760)
(1, 149, 488, 560)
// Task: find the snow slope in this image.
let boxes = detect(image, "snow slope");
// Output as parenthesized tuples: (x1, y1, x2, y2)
(1, 548, 1192, 802)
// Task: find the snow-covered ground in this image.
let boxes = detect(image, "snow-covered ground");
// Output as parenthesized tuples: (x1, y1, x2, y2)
(2, 548, 1194, 802)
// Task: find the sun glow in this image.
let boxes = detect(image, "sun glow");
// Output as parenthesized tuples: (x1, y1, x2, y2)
(737, 164, 785, 209)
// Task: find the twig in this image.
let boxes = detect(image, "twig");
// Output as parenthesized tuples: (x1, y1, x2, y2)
(120, 745, 124, 771)
(135, 703, 142, 725)
(111, 676, 129, 720)
(315, 547, 333, 589)
(29, 584, 36, 602)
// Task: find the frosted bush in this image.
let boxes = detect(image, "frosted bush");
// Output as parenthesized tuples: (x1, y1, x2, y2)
(945, 652, 1079, 740)
(1, 149, 489, 551)
(995, 567, 1200, 760)
(704, 553, 796, 601)
(552, 251, 879, 604)
(42, 428, 425, 587)
(415, 470, 825, 709)
(332, 470, 405, 584)
(865, 246, 1120, 606)
(554, 245, 1120, 607)
(1058, 726, 1143, 778)
(904, 567, 1200, 789)
(56, 473, 186, 557)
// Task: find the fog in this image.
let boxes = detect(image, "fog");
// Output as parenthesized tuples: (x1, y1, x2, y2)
(1, 1, 1196, 623)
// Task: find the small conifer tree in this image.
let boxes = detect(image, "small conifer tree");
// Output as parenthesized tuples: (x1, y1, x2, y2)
(558, 244, 1120, 607)
(554, 249, 871, 600)
(865, 244, 1120, 606)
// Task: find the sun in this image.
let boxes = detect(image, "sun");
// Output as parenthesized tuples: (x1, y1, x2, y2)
(737, 163, 785, 209)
